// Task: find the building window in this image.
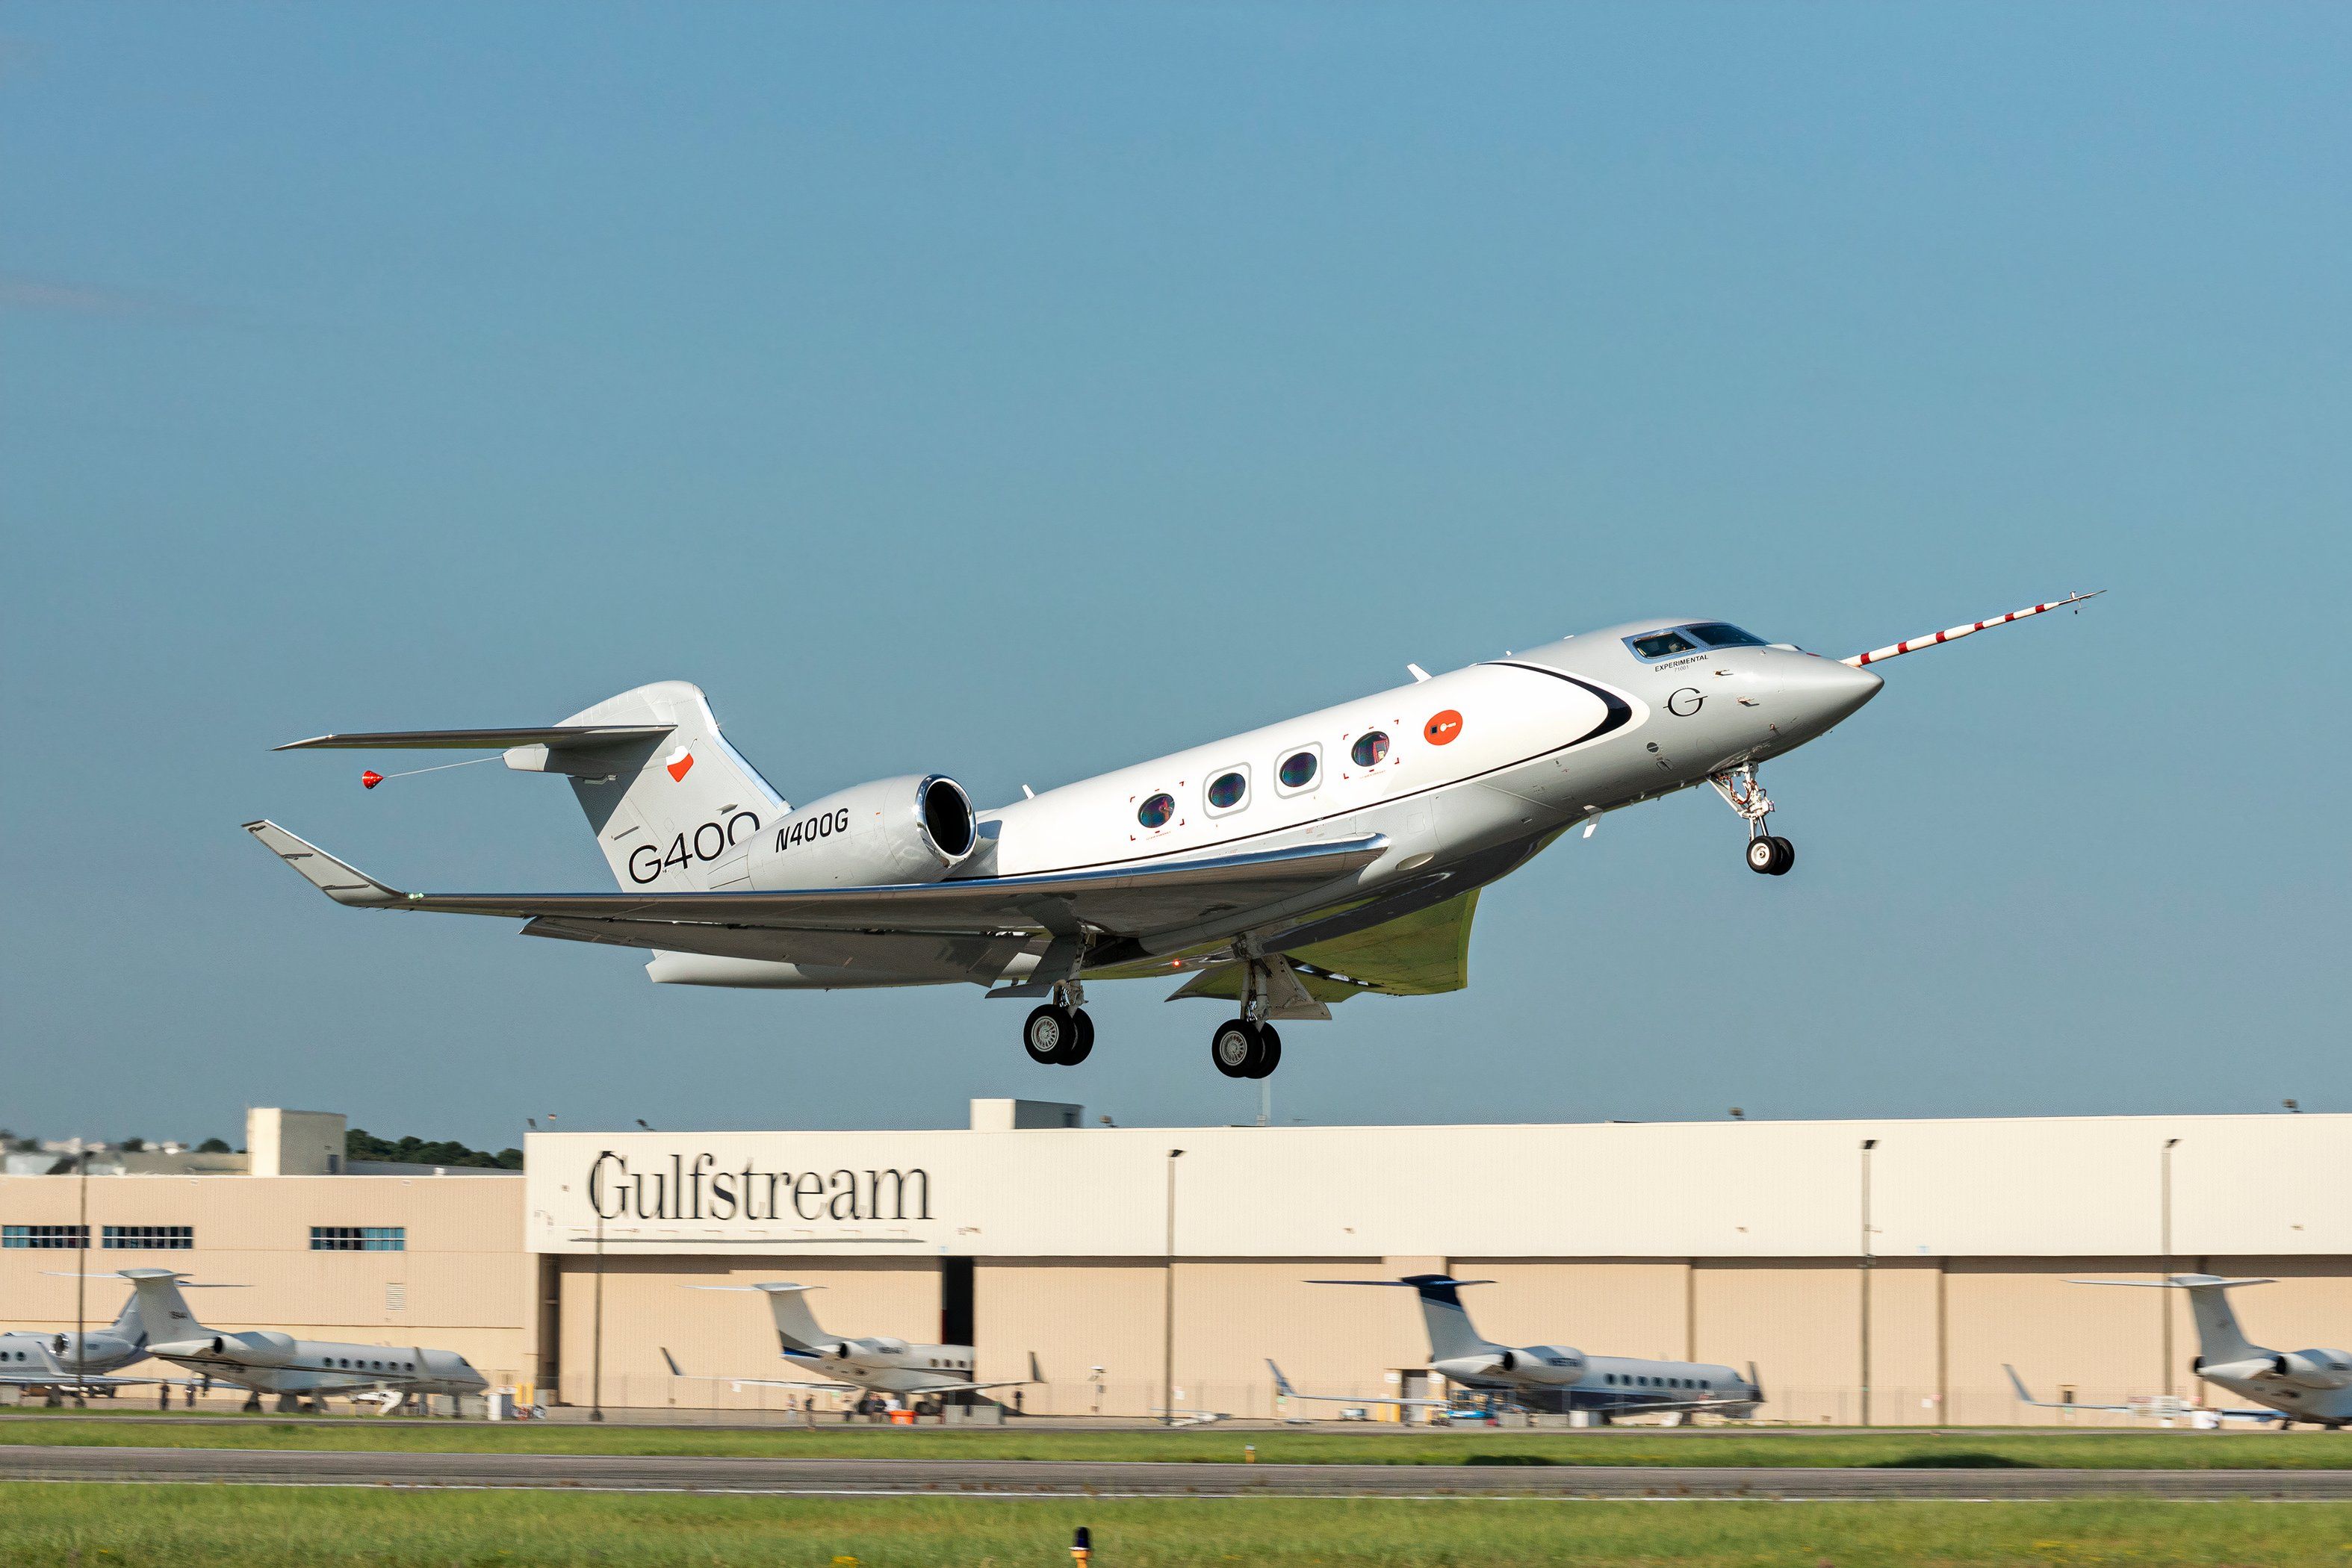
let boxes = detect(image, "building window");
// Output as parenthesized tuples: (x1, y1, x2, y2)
(2, 1225, 87, 1249)
(102, 1225, 193, 1251)
(310, 1226, 405, 1251)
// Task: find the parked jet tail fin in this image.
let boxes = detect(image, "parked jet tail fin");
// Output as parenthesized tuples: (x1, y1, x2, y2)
(2072, 1276, 2271, 1366)
(1306, 1275, 1498, 1363)
(270, 682, 786, 892)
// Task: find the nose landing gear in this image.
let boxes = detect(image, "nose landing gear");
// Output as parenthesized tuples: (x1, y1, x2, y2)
(1713, 763, 1794, 876)
(1021, 981, 1094, 1065)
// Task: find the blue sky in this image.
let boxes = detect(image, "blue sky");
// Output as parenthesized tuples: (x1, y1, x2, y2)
(4, 4, 2346, 1148)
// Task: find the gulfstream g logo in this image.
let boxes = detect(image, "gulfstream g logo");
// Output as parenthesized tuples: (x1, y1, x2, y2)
(587, 1151, 931, 1223)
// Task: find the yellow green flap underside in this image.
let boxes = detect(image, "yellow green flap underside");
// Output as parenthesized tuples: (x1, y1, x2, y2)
(1158, 889, 1482, 1003)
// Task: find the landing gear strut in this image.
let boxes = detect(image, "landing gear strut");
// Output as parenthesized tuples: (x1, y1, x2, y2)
(1021, 981, 1094, 1065)
(1713, 763, 1794, 876)
(1209, 959, 1284, 1078)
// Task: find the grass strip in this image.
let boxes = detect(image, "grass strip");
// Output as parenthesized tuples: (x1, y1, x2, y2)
(3, 1483, 2348, 1566)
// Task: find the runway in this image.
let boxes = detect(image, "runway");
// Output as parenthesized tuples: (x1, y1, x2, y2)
(4, 1446, 2349, 1499)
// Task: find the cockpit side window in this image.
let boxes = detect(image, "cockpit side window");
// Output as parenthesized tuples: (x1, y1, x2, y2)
(1687, 623, 1766, 648)
(1628, 629, 1698, 660)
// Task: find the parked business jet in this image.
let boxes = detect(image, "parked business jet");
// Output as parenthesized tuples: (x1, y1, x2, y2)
(2062, 1275, 2352, 1429)
(695, 1281, 1039, 1414)
(249, 594, 2095, 1077)
(111, 1269, 488, 1413)
(1309, 1275, 1763, 1420)
(0, 1289, 182, 1401)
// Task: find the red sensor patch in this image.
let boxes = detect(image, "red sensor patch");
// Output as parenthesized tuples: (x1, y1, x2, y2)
(1424, 709, 1463, 745)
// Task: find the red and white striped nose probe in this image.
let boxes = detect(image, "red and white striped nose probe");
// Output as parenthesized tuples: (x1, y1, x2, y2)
(1842, 590, 2104, 668)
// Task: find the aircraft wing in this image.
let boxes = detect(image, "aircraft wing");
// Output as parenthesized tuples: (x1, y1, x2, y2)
(1266, 1360, 1450, 1408)
(0, 1372, 188, 1390)
(246, 821, 1387, 942)
(723, 1377, 865, 1393)
(1169, 890, 1484, 1005)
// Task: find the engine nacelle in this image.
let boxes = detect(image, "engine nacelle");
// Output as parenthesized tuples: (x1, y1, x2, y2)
(743, 775, 977, 890)
(2270, 1349, 2352, 1390)
(1431, 1352, 1506, 1381)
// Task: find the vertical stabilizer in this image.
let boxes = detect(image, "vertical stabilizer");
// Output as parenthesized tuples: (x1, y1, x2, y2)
(116, 1269, 205, 1347)
(2175, 1275, 2266, 1366)
(751, 1283, 837, 1354)
(1400, 1275, 1499, 1362)
(508, 682, 786, 892)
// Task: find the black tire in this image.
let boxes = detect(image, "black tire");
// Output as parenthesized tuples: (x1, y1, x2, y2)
(1746, 837, 1778, 874)
(1248, 1023, 1282, 1078)
(1023, 1005, 1072, 1064)
(1211, 1018, 1256, 1077)
(1059, 1009, 1096, 1065)
(1767, 836, 1795, 875)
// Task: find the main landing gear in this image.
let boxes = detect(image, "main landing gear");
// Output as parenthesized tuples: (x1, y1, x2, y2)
(1209, 956, 1286, 1078)
(1022, 981, 1094, 1066)
(1712, 762, 1794, 877)
(1211, 1018, 1281, 1080)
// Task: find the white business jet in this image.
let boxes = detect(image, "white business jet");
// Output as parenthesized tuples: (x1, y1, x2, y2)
(109, 1269, 488, 1414)
(692, 1281, 1039, 1416)
(0, 1287, 185, 1403)
(2007, 1275, 2351, 1429)
(1307, 1275, 1763, 1421)
(248, 594, 2095, 1077)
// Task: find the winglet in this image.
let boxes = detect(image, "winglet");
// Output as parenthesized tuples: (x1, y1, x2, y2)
(660, 1346, 683, 1378)
(1028, 1350, 1043, 1386)
(1267, 1358, 1297, 1399)
(243, 821, 405, 907)
(2002, 1363, 2036, 1404)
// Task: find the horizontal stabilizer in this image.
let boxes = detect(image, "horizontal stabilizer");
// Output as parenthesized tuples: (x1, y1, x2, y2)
(243, 821, 403, 906)
(274, 726, 673, 752)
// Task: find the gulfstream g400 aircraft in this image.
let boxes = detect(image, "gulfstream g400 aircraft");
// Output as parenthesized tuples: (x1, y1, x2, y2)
(249, 594, 2096, 1078)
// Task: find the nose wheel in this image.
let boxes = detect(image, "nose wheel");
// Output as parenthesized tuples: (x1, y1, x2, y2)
(1211, 1018, 1282, 1078)
(1022, 985, 1094, 1065)
(1713, 763, 1796, 877)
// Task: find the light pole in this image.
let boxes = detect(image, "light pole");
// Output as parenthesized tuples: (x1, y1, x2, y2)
(591, 1156, 609, 1422)
(1161, 1149, 1185, 1427)
(1858, 1139, 1876, 1428)
(2161, 1137, 2180, 1398)
(74, 1146, 90, 1402)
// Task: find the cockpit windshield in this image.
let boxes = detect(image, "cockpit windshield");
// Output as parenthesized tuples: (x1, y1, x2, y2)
(1628, 629, 1698, 659)
(1626, 623, 1769, 660)
(1686, 623, 1766, 648)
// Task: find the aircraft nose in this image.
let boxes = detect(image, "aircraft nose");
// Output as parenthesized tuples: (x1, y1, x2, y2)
(1774, 656, 1882, 732)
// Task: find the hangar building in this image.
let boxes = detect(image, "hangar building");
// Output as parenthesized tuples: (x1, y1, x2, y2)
(5, 1104, 2345, 1423)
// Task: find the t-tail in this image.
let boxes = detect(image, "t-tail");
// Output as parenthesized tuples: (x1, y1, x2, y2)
(272, 681, 786, 892)
(113, 1269, 208, 1348)
(749, 1282, 843, 1357)
(1308, 1274, 1500, 1363)
(2073, 1274, 2271, 1368)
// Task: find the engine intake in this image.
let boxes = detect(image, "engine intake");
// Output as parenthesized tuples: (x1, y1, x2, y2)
(743, 774, 978, 890)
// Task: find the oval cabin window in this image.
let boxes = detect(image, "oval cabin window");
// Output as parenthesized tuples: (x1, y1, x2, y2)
(1206, 772, 1247, 809)
(1277, 750, 1318, 789)
(1136, 793, 1175, 829)
(1350, 731, 1389, 768)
